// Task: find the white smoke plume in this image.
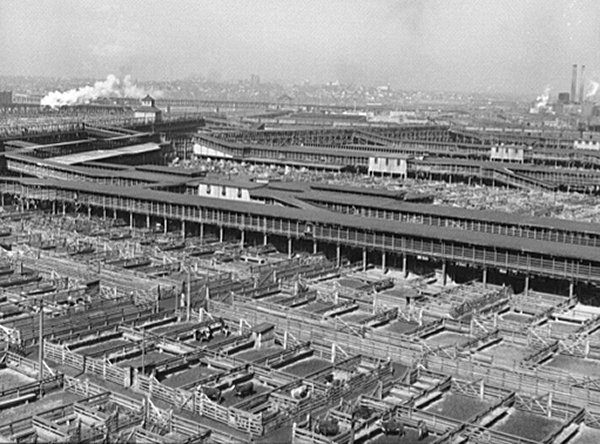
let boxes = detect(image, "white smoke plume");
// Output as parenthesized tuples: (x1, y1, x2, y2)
(41, 75, 162, 109)
(586, 81, 599, 99)
(534, 87, 550, 110)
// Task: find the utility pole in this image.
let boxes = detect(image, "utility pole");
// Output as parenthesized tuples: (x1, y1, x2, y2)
(141, 327, 145, 376)
(187, 271, 191, 322)
(38, 299, 44, 381)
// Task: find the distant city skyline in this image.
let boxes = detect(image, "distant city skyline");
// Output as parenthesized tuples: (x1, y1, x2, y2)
(1, 0, 599, 96)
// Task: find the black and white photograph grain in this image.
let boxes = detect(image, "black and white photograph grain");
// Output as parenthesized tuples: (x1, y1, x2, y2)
(0, 1, 599, 442)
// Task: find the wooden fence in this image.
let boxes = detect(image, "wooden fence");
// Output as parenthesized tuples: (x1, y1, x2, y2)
(210, 299, 425, 364)
(44, 340, 130, 387)
(62, 375, 239, 443)
(425, 354, 600, 412)
(0, 374, 63, 409)
(5, 350, 54, 379)
(135, 373, 264, 436)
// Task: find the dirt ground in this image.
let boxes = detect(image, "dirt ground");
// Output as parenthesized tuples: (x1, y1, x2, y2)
(279, 357, 332, 378)
(492, 409, 562, 442)
(424, 392, 491, 422)
(0, 368, 35, 392)
(0, 390, 82, 424)
(425, 331, 474, 348)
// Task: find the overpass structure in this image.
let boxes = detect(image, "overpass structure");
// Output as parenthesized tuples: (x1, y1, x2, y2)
(193, 125, 600, 167)
(193, 132, 600, 192)
(1, 174, 600, 291)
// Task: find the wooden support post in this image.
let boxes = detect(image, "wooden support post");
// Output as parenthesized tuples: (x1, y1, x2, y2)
(146, 214, 150, 229)
(483, 268, 488, 287)
(103, 207, 107, 220)
(442, 261, 447, 286)
(336, 244, 341, 268)
(524, 275, 530, 297)
(569, 281, 575, 298)
(362, 249, 367, 272)
(88, 206, 92, 218)
(288, 238, 292, 259)
(182, 220, 186, 239)
(402, 254, 407, 278)
(586, 340, 590, 358)
(263, 233, 268, 246)
(62, 202, 66, 216)
(163, 217, 168, 235)
(200, 223, 204, 241)
(179, 292, 185, 321)
(313, 240, 317, 255)
(129, 212, 133, 229)
(240, 230, 245, 248)
(219, 226, 224, 243)
(382, 252, 387, 273)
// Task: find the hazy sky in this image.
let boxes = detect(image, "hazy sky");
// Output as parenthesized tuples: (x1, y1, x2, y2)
(1, 0, 599, 94)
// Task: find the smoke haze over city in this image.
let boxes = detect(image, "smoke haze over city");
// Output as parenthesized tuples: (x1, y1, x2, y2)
(1, 0, 599, 95)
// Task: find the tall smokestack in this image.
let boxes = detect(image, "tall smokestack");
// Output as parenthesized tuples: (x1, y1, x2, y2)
(571, 64, 578, 104)
(579, 65, 586, 103)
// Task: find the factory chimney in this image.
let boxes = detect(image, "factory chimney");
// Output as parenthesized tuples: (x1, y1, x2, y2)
(571, 64, 578, 104)
(579, 65, 586, 103)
